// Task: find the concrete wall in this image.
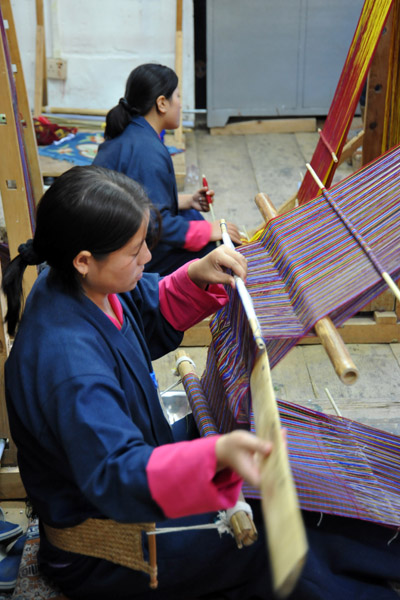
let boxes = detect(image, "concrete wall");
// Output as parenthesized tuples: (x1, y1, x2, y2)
(10, 0, 194, 113)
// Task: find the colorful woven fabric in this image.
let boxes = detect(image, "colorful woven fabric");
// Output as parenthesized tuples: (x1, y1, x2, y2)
(196, 144, 400, 528)
(244, 400, 400, 528)
(202, 144, 400, 423)
(33, 117, 77, 146)
(180, 372, 220, 437)
(182, 364, 400, 528)
(38, 132, 104, 166)
(38, 132, 183, 167)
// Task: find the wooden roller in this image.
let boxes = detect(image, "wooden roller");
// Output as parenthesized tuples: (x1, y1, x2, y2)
(254, 192, 358, 385)
(175, 349, 258, 548)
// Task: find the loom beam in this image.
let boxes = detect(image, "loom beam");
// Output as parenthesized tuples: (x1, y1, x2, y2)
(254, 193, 359, 385)
(175, 350, 258, 549)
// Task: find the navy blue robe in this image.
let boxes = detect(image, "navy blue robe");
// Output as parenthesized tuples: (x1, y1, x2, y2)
(5, 271, 400, 599)
(93, 116, 216, 275)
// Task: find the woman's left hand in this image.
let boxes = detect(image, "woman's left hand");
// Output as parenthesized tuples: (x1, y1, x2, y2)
(187, 245, 247, 290)
(191, 187, 214, 212)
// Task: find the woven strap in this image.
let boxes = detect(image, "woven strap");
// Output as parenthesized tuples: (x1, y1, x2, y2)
(43, 519, 157, 587)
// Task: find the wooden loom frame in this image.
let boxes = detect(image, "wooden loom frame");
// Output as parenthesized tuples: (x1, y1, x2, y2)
(184, 2, 400, 348)
(0, 0, 42, 498)
(279, 2, 400, 345)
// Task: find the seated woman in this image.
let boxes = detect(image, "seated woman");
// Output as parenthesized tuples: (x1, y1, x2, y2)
(3, 167, 400, 600)
(2, 165, 272, 599)
(93, 63, 241, 276)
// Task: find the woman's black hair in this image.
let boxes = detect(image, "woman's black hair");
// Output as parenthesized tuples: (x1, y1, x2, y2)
(2, 165, 161, 336)
(105, 63, 178, 140)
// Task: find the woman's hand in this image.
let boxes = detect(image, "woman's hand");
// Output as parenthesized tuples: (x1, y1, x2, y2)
(178, 189, 214, 211)
(209, 221, 241, 245)
(191, 187, 214, 212)
(187, 245, 247, 289)
(215, 430, 273, 488)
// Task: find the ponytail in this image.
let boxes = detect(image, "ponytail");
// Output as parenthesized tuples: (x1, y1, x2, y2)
(2, 240, 43, 336)
(104, 98, 139, 140)
(104, 64, 178, 140)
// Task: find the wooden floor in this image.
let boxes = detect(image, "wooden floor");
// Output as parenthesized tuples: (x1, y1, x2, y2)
(153, 118, 400, 437)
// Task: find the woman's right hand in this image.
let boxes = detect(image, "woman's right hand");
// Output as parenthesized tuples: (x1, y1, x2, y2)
(215, 430, 273, 488)
(210, 221, 242, 245)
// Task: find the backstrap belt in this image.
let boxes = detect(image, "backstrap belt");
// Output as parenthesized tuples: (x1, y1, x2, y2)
(43, 518, 158, 589)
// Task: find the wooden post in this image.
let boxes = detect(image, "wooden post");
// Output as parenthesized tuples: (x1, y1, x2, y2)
(174, 0, 183, 145)
(1, 0, 43, 208)
(361, 4, 398, 319)
(0, 1, 40, 497)
(35, 0, 48, 110)
(34, 24, 45, 116)
(0, 9, 37, 286)
(362, 6, 393, 166)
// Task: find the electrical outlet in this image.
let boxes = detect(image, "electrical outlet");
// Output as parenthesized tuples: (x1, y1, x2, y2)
(47, 57, 67, 80)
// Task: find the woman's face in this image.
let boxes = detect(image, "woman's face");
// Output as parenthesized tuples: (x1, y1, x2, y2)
(164, 86, 181, 129)
(84, 215, 151, 296)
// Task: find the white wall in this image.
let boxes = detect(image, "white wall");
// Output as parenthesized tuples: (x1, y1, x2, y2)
(10, 0, 194, 113)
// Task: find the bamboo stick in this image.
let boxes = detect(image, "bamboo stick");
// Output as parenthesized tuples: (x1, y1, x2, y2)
(148, 534, 158, 589)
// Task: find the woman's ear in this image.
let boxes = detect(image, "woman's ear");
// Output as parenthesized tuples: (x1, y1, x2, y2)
(155, 94, 168, 115)
(73, 250, 92, 278)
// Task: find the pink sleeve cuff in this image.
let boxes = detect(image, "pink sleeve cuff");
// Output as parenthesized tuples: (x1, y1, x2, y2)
(146, 436, 242, 519)
(183, 220, 212, 251)
(159, 261, 228, 331)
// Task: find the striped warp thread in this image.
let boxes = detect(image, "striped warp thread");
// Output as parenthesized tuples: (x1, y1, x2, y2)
(199, 144, 400, 527)
(243, 400, 400, 528)
(202, 144, 400, 423)
(298, 0, 393, 205)
(183, 368, 400, 528)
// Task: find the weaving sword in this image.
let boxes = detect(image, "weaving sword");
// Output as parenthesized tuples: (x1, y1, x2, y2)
(220, 219, 308, 597)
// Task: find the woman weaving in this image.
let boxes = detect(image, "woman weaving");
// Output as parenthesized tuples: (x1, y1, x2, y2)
(3, 166, 400, 600)
(93, 63, 241, 276)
